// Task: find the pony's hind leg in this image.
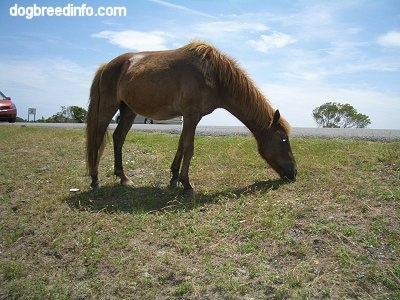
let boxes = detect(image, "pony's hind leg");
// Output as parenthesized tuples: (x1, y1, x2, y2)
(89, 110, 118, 189)
(87, 102, 119, 189)
(113, 103, 136, 186)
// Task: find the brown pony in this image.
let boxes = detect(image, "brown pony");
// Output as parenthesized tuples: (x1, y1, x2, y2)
(86, 41, 297, 195)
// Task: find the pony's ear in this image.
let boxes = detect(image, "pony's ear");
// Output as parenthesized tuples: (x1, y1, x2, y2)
(273, 109, 281, 125)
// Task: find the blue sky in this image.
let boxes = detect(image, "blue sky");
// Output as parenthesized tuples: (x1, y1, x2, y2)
(1, 0, 399, 128)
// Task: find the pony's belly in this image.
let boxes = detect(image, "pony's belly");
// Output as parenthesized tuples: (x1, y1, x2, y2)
(132, 105, 181, 121)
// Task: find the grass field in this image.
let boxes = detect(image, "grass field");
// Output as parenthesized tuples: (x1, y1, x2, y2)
(0, 126, 399, 299)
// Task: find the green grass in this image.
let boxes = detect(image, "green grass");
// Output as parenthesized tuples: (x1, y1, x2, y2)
(1, 126, 399, 299)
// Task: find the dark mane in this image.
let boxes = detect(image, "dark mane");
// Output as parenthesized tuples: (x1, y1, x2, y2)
(181, 41, 290, 134)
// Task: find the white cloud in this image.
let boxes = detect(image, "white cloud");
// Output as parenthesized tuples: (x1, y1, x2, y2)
(92, 30, 172, 51)
(377, 31, 400, 48)
(248, 32, 296, 53)
(346, 27, 361, 35)
(197, 21, 268, 34)
(192, 21, 270, 43)
(280, 56, 400, 82)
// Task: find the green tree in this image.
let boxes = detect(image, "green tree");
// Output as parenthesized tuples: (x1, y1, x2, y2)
(46, 106, 70, 123)
(44, 106, 87, 123)
(69, 106, 87, 123)
(312, 102, 371, 128)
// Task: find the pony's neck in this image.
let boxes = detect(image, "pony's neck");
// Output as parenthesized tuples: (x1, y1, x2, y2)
(221, 94, 271, 135)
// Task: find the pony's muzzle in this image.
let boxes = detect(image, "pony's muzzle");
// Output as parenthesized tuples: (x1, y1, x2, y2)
(280, 165, 297, 181)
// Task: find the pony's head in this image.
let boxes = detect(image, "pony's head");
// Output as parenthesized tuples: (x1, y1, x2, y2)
(256, 110, 297, 180)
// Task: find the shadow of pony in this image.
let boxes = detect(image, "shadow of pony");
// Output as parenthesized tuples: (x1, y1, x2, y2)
(65, 179, 289, 214)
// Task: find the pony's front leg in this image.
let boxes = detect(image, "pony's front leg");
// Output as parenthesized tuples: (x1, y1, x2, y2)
(170, 136, 184, 188)
(113, 105, 136, 187)
(176, 115, 201, 196)
(179, 146, 195, 197)
(90, 174, 100, 189)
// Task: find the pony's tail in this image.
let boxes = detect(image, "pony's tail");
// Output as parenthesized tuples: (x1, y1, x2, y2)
(86, 63, 107, 177)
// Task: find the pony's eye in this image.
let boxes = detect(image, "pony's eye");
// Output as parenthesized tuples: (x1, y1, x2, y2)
(281, 137, 287, 142)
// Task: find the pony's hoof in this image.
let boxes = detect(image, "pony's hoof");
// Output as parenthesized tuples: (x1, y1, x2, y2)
(121, 179, 134, 187)
(183, 188, 196, 198)
(90, 182, 100, 190)
(170, 179, 179, 189)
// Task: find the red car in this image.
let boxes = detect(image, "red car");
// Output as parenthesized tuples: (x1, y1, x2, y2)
(0, 91, 17, 123)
